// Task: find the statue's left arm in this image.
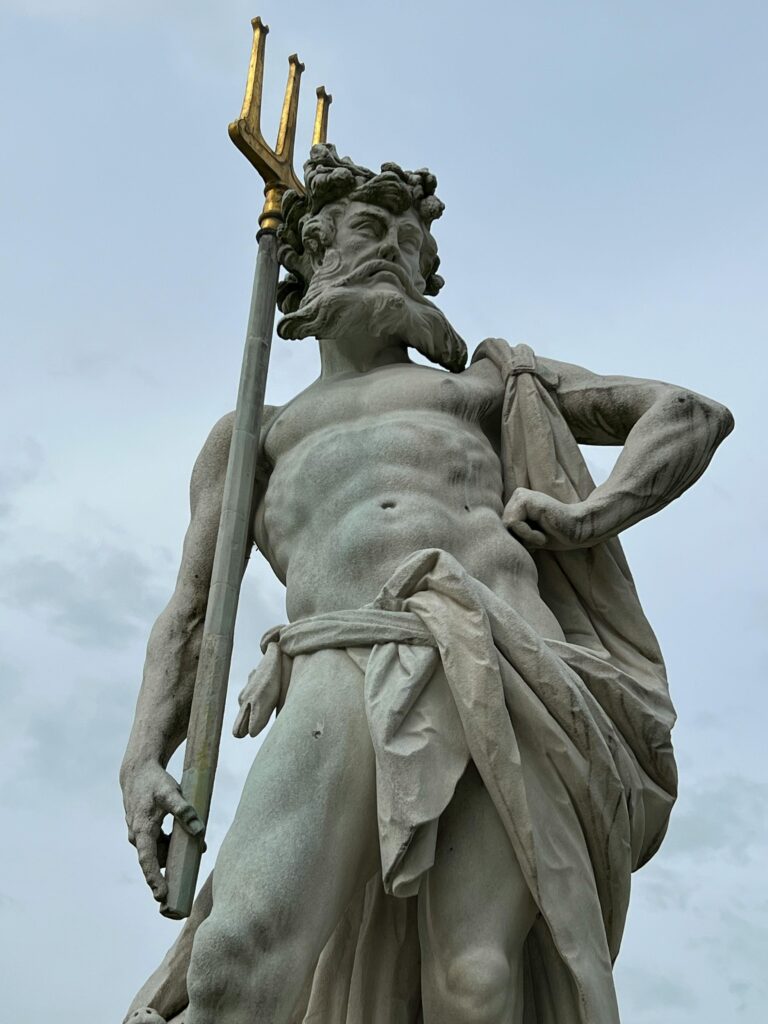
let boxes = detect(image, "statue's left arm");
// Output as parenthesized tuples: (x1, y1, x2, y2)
(502, 358, 734, 550)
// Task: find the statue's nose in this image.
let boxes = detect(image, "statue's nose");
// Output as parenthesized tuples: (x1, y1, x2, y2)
(378, 224, 402, 263)
(378, 239, 399, 262)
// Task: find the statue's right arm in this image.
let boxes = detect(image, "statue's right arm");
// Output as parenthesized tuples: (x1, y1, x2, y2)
(119, 410, 265, 903)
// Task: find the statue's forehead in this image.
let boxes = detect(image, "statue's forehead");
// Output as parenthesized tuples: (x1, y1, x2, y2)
(336, 198, 423, 230)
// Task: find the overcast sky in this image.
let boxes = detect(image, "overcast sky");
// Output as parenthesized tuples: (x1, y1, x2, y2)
(1, 1, 766, 1021)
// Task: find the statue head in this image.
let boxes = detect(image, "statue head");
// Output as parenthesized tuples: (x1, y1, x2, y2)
(276, 144, 467, 372)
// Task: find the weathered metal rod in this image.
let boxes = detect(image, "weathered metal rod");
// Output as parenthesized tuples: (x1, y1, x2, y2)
(161, 231, 279, 920)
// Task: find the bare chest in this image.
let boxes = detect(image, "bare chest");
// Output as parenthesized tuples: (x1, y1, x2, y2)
(263, 363, 502, 467)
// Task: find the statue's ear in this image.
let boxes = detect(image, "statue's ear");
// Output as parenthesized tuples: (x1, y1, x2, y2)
(302, 216, 335, 271)
(302, 199, 348, 270)
(303, 232, 326, 270)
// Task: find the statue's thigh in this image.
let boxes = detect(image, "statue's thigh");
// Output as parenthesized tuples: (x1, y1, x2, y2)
(418, 762, 538, 999)
(212, 648, 380, 931)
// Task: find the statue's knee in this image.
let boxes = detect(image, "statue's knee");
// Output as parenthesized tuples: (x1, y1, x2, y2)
(440, 946, 511, 1022)
(187, 915, 270, 1007)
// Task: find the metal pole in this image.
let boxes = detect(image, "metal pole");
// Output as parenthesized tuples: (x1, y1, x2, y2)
(161, 231, 279, 920)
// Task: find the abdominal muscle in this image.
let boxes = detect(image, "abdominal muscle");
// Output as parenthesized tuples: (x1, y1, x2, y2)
(258, 410, 565, 640)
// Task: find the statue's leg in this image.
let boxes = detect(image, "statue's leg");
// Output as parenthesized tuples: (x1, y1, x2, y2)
(185, 648, 380, 1024)
(123, 873, 213, 1022)
(418, 762, 538, 1024)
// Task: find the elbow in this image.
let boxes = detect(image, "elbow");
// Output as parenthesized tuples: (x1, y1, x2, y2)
(716, 401, 735, 438)
(699, 394, 734, 441)
(667, 388, 734, 441)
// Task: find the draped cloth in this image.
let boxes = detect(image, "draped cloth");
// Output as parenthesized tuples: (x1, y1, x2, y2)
(125, 342, 677, 1024)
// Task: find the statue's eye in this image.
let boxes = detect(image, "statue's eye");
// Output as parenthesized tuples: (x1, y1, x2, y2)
(353, 218, 381, 238)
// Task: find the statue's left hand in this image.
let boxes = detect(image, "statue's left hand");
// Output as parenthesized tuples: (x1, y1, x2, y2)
(503, 488, 598, 550)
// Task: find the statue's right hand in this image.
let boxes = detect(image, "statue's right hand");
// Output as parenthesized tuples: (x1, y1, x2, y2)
(120, 761, 205, 903)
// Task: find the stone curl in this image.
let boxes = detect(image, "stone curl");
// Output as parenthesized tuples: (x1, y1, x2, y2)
(277, 144, 445, 315)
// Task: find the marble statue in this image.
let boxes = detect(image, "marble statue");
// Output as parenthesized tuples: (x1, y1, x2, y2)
(120, 145, 733, 1024)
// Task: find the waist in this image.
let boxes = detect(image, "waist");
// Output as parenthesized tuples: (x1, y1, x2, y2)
(287, 553, 537, 621)
(264, 606, 437, 659)
(274, 510, 534, 608)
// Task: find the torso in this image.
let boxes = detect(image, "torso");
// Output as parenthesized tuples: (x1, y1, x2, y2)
(255, 360, 563, 638)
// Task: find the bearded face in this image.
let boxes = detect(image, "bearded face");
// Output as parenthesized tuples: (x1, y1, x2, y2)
(277, 199, 467, 373)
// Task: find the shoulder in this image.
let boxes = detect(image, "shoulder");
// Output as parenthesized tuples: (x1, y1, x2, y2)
(190, 407, 281, 507)
(194, 411, 234, 469)
(461, 349, 508, 406)
(468, 338, 562, 393)
(462, 355, 503, 387)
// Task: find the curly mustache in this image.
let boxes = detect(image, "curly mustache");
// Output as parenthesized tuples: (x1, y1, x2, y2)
(277, 256, 467, 373)
(331, 258, 427, 299)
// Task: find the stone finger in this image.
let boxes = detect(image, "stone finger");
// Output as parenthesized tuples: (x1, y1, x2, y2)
(134, 831, 166, 901)
(233, 702, 251, 739)
(159, 787, 205, 836)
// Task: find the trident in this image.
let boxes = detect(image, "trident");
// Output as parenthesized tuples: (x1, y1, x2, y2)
(161, 17, 331, 920)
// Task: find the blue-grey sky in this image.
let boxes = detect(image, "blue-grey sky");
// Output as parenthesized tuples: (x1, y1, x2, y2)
(1, 2, 766, 1020)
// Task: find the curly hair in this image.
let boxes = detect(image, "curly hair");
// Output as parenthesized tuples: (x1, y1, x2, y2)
(277, 144, 446, 315)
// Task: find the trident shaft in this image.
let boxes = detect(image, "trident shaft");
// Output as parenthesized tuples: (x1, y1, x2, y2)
(161, 16, 331, 920)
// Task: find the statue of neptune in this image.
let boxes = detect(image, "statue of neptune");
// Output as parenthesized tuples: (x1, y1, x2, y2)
(120, 145, 733, 1024)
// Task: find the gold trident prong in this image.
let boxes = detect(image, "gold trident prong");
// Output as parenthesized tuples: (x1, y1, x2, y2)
(313, 86, 333, 146)
(228, 16, 331, 233)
